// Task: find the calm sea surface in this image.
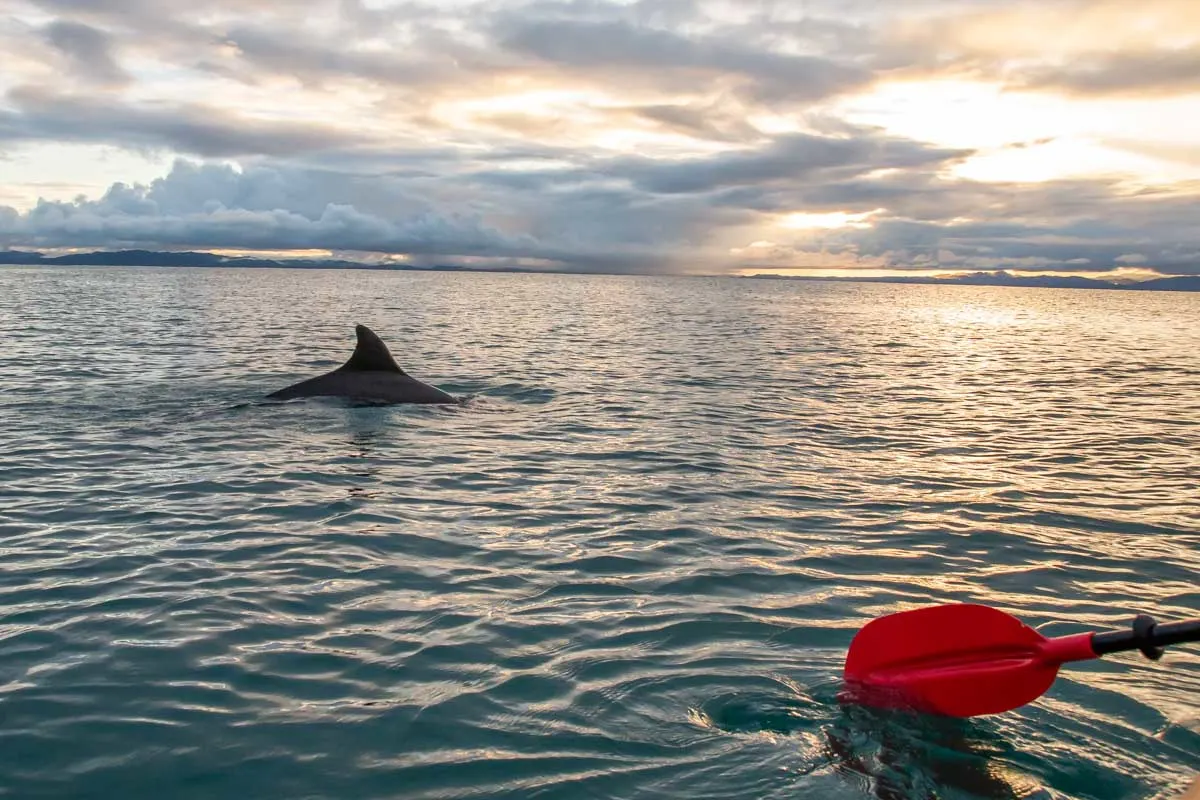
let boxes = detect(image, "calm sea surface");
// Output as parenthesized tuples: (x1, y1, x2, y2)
(0, 267, 1197, 800)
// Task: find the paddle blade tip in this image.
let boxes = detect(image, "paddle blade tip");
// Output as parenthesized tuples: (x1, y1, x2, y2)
(842, 604, 1056, 718)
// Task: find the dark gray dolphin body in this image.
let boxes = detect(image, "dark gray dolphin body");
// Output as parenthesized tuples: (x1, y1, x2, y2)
(267, 324, 458, 404)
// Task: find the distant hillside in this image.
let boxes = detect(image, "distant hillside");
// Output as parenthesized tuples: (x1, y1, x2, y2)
(744, 269, 1200, 293)
(0, 249, 540, 273)
(1127, 275, 1200, 292)
(2, 250, 1198, 291)
(3, 249, 310, 268)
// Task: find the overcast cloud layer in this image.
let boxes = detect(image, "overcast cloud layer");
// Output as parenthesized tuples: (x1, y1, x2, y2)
(1, 0, 1198, 275)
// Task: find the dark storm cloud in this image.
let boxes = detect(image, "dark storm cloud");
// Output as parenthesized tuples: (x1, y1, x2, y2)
(0, 86, 373, 156)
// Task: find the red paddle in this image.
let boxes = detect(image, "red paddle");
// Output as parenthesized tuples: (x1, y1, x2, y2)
(842, 604, 1200, 717)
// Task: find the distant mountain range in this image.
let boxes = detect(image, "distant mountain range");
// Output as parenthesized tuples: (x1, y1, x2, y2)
(0, 249, 543, 273)
(744, 269, 1200, 292)
(2, 249, 1198, 291)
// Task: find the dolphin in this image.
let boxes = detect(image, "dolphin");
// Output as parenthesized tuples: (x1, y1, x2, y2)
(267, 324, 459, 404)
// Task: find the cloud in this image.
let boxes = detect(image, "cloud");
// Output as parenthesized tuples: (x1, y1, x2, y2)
(0, 159, 558, 261)
(4, 143, 1199, 276)
(493, 16, 872, 103)
(607, 132, 970, 195)
(12, 0, 1198, 105)
(1104, 138, 1200, 167)
(804, 203, 1200, 275)
(12, 200, 537, 259)
(0, 86, 374, 156)
(871, 0, 1200, 97)
(0, 158, 710, 271)
(623, 102, 760, 142)
(716, 167, 1200, 275)
(42, 20, 130, 87)
(10, 0, 873, 115)
(213, 23, 489, 91)
(2, 0, 1199, 276)
(1011, 49, 1200, 97)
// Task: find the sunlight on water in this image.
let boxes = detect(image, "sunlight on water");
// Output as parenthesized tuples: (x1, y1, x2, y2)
(0, 267, 1197, 799)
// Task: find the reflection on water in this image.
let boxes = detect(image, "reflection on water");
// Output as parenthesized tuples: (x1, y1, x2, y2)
(343, 416, 385, 498)
(823, 705, 1035, 800)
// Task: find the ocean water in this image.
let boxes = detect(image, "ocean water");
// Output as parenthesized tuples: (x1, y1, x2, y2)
(0, 266, 1197, 800)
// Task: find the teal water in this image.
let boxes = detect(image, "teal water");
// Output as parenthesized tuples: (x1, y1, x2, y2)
(0, 267, 1197, 799)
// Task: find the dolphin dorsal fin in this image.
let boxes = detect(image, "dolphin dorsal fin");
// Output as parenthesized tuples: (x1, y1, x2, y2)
(339, 324, 407, 374)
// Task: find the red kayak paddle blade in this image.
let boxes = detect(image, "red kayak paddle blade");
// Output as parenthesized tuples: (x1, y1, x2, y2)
(843, 604, 1059, 718)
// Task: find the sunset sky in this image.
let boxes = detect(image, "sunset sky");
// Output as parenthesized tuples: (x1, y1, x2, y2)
(2, 0, 1198, 277)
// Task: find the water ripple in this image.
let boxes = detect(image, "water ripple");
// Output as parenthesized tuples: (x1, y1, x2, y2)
(0, 268, 1197, 799)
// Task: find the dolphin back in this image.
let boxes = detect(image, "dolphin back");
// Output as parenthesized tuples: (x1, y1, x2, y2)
(267, 325, 459, 405)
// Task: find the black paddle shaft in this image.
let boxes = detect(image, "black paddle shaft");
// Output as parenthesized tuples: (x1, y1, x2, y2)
(1091, 614, 1200, 660)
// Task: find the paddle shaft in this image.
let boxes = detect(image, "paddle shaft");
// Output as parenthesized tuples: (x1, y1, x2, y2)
(1091, 615, 1200, 659)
